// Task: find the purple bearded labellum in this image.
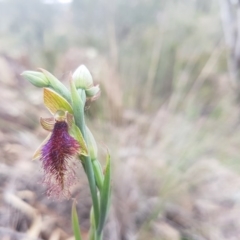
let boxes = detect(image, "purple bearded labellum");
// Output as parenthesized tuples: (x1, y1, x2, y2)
(41, 120, 80, 199)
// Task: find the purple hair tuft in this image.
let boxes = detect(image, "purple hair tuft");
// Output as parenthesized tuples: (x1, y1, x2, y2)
(41, 121, 80, 199)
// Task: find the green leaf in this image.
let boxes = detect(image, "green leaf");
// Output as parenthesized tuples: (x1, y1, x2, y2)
(88, 207, 96, 240)
(71, 200, 82, 240)
(43, 88, 73, 115)
(97, 152, 111, 235)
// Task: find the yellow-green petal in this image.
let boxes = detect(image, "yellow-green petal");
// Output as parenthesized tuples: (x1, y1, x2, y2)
(66, 112, 74, 127)
(32, 133, 51, 160)
(69, 123, 88, 156)
(40, 117, 55, 131)
(43, 88, 73, 115)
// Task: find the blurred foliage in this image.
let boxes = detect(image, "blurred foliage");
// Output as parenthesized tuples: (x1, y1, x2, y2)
(0, 0, 226, 115)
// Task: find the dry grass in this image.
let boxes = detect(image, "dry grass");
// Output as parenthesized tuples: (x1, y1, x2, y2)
(1, 49, 239, 240)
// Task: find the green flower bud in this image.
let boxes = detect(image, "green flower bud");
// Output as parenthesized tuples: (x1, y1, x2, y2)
(72, 65, 93, 89)
(86, 85, 100, 98)
(21, 71, 49, 87)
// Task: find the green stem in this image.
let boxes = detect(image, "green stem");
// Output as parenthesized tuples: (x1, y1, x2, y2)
(95, 234, 102, 240)
(72, 89, 100, 229)
(80, 127, 100, 229)
(71, 83, 101, 237)
(81, 153, 100, 228)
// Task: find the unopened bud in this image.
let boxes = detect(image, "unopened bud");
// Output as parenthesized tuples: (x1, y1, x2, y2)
(72, 65, 93, 89)
(21, 71, 49, 87)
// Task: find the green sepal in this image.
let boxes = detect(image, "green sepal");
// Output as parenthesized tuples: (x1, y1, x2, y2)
(97, 152, 111, 235)
(71, 200, 82, 240)
(39, 68, 71, 103)
(69, 122, 88, 156)
(86, 85, 100, 97)
(21, 71, 49, 87)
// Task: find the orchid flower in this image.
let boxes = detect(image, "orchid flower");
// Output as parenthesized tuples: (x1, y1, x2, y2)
(22, 66, 110, 240)
(33, 88, 88, 199)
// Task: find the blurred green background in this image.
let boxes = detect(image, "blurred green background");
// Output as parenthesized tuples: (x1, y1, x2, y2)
(1, 0, 240, 240)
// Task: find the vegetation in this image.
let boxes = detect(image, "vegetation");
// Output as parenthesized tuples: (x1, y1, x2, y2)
(1, 0, 240, 240)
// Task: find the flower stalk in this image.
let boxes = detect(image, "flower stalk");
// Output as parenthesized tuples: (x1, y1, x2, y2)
(22, 65, 111, 240)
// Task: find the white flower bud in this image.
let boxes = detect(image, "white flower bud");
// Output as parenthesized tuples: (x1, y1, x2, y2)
(72, 65, 93, 89)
